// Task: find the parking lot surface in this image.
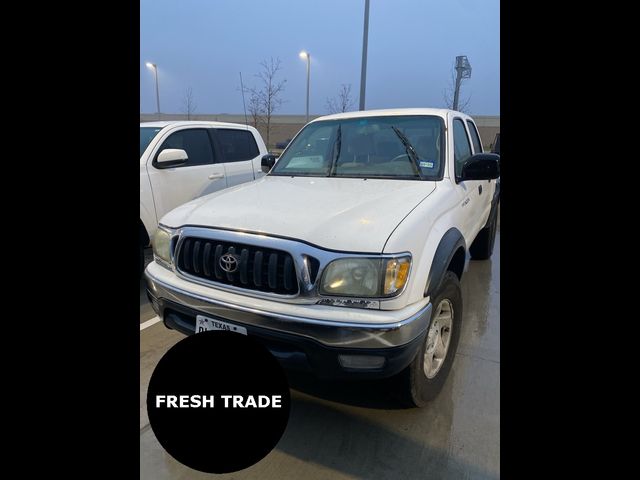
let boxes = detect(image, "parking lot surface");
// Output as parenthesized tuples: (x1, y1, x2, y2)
(140, 221, 500, 479)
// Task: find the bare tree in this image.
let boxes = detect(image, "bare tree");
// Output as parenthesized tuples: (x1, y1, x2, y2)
(443, 64, 471, 113)
(247, 58, 286, 149)
(326, 84, 355, 114)
(246, 90, 263, 129)
(182, 87, 197, 120)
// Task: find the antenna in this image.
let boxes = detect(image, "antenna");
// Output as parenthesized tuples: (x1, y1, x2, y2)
(239, 72, 248, 126)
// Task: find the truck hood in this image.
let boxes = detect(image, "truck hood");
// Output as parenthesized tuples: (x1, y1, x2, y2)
(161, 176, 437, 253)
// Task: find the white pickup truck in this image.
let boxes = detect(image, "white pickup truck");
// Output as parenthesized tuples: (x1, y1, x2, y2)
(144, 109, 500, 406)
(140, 121, 268, 275)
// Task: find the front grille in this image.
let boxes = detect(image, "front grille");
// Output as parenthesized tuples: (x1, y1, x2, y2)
(176, 237, 299, 295)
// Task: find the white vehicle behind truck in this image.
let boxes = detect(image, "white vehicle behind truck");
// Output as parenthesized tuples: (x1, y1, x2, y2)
(140, 121, 268, 275)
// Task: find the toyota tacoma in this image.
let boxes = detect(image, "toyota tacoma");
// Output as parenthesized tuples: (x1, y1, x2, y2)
(145, 108, 500, 406)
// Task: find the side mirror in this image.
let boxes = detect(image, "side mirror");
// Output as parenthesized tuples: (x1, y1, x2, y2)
(261, 154, 278, 173)
(460, 153, 500, 181)
(156, 149, 188, 168)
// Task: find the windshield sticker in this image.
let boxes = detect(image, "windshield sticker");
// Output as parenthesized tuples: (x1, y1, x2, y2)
(288, 156, 324, 168)
(419, 161, 435, 168)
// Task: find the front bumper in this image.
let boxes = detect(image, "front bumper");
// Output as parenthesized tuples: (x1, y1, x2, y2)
(145, 263, 432, 378)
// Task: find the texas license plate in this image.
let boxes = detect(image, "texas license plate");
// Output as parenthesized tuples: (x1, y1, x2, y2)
(195, 315, 247, 335)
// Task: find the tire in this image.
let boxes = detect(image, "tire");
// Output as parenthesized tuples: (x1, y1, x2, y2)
(469, 204, 498, 260)
(139, 243, 145, 278)
(399, 271, 463, 407)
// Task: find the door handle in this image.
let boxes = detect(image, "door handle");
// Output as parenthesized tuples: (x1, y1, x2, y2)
(478, 185, 483, 195)
(208, 173, 224, 180)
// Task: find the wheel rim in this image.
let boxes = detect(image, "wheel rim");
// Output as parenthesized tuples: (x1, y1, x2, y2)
(423, 298, 453, 379)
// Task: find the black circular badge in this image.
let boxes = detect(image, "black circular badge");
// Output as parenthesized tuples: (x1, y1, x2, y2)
(147, 331, 291, 474)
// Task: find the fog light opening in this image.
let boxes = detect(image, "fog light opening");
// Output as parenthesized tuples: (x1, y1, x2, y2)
(338, 354, 386, 369)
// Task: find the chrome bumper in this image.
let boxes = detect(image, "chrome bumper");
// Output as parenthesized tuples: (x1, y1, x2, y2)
(145, 269, 432, 349)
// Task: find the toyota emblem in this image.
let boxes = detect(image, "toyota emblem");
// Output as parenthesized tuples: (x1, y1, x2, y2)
(219, 253, 239, 273)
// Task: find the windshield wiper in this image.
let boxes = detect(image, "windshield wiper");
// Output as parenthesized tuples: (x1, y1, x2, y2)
(391, 126, 425, 180)
(328, 124, 342, 176)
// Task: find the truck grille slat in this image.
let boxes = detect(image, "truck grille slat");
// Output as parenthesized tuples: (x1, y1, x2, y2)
(253, 251, 263, 286)
(177, 237, 299, 295)
(192, 240, 201, 274)
(268, 253, 278, 289)
(283, 256, 294, 291)
(214, 244, 223, 280)
(239, 248, 249, 285)
(202, 243, 212, 277)
(183, 239, 192, 271)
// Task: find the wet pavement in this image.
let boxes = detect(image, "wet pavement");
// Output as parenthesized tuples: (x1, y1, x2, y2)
(140, 221, 500, 479)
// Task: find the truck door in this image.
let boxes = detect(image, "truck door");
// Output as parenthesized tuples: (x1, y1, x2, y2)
(451, 117, 483, 241)
(147, 127, 228, 222)
(466, 119, 494, 229)
(210, 128, 261, 187)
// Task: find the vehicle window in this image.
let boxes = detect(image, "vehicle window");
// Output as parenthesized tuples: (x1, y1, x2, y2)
(215, 129, 260, 162)
(466, 120, 483, 154)
(156, 129, 215, 167)
(140, 127, 163, 158)
(270, 115, 444, 180)
(453, 119, 472, 179)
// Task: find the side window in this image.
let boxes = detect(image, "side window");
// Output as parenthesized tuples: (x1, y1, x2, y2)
(215, 129, 260, 163)
(453, 118, 472, 179)
(466, 120, 483, 154)
(156, 129, 215, 167)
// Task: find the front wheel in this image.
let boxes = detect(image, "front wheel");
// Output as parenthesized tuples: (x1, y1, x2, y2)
(399, 271, 462, 407)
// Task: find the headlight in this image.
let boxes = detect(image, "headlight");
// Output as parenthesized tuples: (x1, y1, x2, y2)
(153, 226, 175, 267)
(320, 255, 411, 297)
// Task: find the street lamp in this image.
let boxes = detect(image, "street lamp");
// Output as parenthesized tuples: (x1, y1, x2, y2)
(146, 62, 161, 116)
(299, 51, 310, 123)
(359, 0, 370, 110)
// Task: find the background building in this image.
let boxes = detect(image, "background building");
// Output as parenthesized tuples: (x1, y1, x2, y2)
(140, 113, 500, 151)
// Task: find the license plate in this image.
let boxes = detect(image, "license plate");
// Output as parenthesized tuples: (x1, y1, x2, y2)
(195, 315, 247, 335)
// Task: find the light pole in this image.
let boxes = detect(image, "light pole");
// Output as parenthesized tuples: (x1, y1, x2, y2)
(145, 62, 160, 116)
(299, 51, 310, 123)
(359, 0, 370, 110)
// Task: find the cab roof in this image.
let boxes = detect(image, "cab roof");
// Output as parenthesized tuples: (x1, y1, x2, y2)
(311, 108, 469, 123)
(140, 120, 253, 129)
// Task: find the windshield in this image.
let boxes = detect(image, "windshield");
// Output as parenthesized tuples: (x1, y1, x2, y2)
(270, 115, 444, 180)
(140, 127, 163, 157)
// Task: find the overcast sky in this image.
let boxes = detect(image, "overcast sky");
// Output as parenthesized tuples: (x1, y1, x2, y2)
(140, 0, 500, 115)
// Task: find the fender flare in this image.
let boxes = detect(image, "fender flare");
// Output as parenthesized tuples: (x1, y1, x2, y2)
(424, 227, 466, 297)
